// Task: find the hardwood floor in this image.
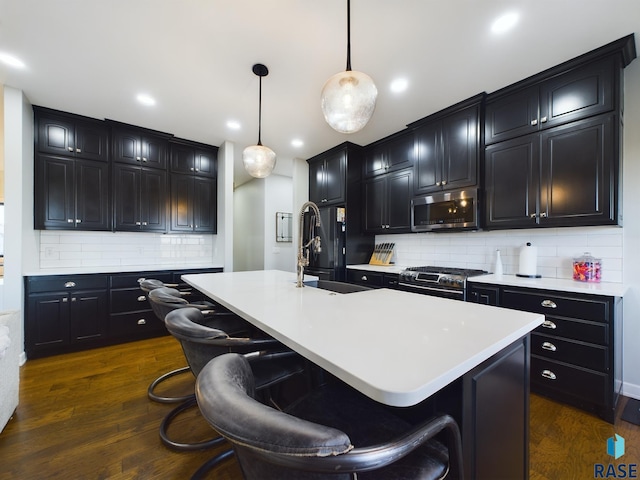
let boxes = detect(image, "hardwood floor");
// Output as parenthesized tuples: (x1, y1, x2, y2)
(1, 335, 638, 479)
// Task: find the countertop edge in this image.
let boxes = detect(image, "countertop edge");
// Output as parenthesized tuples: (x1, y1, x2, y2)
(469, 274, 627, 297)
(23, 264, 225, 277)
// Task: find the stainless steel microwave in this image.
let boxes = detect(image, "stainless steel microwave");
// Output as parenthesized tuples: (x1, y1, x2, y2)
(411, 188, 479, 232)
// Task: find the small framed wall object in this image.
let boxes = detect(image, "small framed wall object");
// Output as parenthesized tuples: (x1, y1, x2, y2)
(276, 212, 292, 242)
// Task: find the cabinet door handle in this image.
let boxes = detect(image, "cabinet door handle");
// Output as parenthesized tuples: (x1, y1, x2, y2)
(76, 219, 82, 223)
(542, 341, 557, 352)
(136, 221, 142, 226)
(68, 146, 74, 152)
(137, 295, 147, 302)
(540, 116, 548, 123)
(142, 157, 148, 162)
(142, 222, 148, 226)
(137, 319, 147, 325)
(136, 156, 141, 161)
(529, 213, 537, 219)
(190, 167, 195, 172)
(540, 212, 547, 218)
(541, 299, 557, 309)
(441, 180, 447, 186)
(542, 320, 557, 329)
(67, 218, 74, 223)
(76, 148, 81, 153)
(531, 119, 538, 126)
(62, 297, 68, 303)
(64, 281, 76, 288)
(541, 370, 557, 380)
(436, 181, 441, 186)
(71, 297, 77, 302)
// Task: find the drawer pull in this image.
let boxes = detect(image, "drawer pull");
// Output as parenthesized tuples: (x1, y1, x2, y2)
(542, 341, 557, 352)
(137, 295, 147, 302)
(541, 369, 557, 380)
(542, 320, 557, 329)
(541, 299, 557, 309)
(137, 278, 146, 283)
(64, 281, 76, 288)
(137, 319, 147, 325)
(361, 275, 368, 281)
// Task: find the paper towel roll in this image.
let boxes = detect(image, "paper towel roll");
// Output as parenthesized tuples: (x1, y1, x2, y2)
(517, 242, 541, 278)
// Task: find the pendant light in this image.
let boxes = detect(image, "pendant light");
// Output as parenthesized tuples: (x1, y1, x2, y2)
(243, 63, 276, 178)
(321, 0, 377, 134)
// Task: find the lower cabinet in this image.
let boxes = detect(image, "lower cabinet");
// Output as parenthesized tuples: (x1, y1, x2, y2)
(467, 282, 621, 423)
(24, 268, 222, 359)
(346, 269, 399, 289)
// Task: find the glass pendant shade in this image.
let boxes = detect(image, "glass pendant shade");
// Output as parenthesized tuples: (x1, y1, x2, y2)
(321, 69, 377, 134)
(242, 144, 276, 178)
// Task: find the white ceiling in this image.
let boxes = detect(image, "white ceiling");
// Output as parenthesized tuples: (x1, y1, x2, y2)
(1, 0, 638, 186)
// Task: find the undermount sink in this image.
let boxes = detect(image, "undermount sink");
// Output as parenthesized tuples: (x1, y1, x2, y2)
(304, 280, 372, 294)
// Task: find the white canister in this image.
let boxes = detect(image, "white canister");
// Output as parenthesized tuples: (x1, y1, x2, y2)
(517, 242, 541, 278)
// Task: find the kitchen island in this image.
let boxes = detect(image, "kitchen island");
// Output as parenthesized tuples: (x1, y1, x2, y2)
(183, 269, 544, 479)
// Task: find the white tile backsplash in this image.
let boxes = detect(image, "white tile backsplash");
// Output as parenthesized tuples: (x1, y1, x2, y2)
(39, 231, 218, 271)
(377, 226, 623, 283)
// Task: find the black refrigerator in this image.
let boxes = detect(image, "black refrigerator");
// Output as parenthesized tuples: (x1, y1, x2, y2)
(303, 206, 346, 281)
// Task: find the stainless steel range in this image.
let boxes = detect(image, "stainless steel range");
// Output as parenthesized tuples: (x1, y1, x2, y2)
(398, 266, 488, 300)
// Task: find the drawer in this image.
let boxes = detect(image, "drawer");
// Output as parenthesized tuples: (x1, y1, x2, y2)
(27, 274, 108, 293)
(111, 288, 152, 314)
(110, 272, 172, 289)
(531, 355, 607, 405)
(535, 315, 608, 345)
(531, 333, 608, 372)
(171, 268, 222, 283)
(109, 311, 165, 337)
(502, 289, 610, 323)
(346, 269, 384, 287)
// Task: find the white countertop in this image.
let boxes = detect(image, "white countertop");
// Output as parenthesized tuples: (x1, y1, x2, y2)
(23, 264, 224, 277)
(182, 270, 543, 407)
(469, 274, 627, 297)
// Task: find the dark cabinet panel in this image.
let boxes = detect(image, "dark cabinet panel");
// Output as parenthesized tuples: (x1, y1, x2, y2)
(363, 130, 414, 178)
(484, 114, 616, 229)
(308, 149, 346, 206)
(113, 164, 167, 232)
(170, 140, 217, 177)
(364, 168, 412, 233)
(412, 96, 481, 194)
(111, 125, 169, 169)
(69, 290, 108, 342)
(468, 282, 620, 423)
(170, 174, 217, 233)
(35, 154, 110, 230)
(486, 57, 616, 145)
(35, 108, 109, 162)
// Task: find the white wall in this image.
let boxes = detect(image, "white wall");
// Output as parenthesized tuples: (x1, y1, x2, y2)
(263, 174, 294, 271)
(233, 179, 266, 271)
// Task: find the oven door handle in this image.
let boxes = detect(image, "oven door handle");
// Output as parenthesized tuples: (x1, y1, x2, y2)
(397, 282, 464, 297)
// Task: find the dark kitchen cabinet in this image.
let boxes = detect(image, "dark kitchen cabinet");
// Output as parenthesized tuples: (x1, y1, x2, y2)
(113, 163, 168, 232)
(35, 154, 111, 230)
(346, 268, 399, 289)
(410, 94, 483, 195)
(308, 147, 347, 206)
(467, 282, 621, 423)
(364, 168, 412, 234)
(35, 107, 109, 162)
(485, 113, 617, 229)
(363, 130, 415, 178)
(25, 274, 109, 358)
(170, 174, 217, 233)
(170, 139, 217, 178)
(485, 57, 616, 145)
(110, 123, 170, 169)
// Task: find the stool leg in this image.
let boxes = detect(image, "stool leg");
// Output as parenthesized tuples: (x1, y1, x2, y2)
(190, 449, 235, 480)
(148, 366, 193, 403)
(159, 396, 227, 451)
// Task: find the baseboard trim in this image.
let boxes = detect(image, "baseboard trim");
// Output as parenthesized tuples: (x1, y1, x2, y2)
(18, 351, 26, 366)
(622, 381, 640, 400)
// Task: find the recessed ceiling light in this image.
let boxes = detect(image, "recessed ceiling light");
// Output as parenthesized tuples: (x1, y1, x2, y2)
(0, 52, 26, 69)
(390, 78, 409, 93)
(136, 93, 156, 106)
(226, 120, 241, 130)
(491, 12, 519, 34)
(291, 139, 304, 148)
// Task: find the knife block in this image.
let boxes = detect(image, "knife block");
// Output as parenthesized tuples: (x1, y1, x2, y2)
(369, 243, 395, 266)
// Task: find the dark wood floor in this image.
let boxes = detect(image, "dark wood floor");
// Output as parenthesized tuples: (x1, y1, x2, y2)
(0, 335, 638, 479)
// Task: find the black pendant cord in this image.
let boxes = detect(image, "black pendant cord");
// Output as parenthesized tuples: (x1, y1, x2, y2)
(346, 0, 352, 71)
(257, 75, 263, 146)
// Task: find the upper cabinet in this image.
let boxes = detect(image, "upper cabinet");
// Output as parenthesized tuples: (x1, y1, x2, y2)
(109, 122, 170, 169)
(170, 139, 217, 178)
(410, 94, 484, 195)
(307, 142, 361, 207)
(485, 58, 616, 145)
(35, 107, 109, 162)
(363, 130, 415, 178)
(483, 35, 636, 230)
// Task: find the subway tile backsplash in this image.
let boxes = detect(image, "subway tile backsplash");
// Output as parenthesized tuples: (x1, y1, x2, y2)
(39, 231, 217, 271)
(377, 226, 623, 283)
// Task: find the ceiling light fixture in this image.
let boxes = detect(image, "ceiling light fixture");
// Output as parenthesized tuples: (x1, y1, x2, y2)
(321, 0, 377, 134)
(491, 12, 519, 34)
(0, 52, 26, 69)
(243, 63, 276, 179)
(136, 93, 156, 106)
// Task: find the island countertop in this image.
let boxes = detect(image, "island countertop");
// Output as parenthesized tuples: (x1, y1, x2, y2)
(182, 269, 544, 407)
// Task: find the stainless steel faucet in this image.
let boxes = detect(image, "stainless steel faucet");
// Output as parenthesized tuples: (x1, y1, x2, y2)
(296, 201, 322, 287)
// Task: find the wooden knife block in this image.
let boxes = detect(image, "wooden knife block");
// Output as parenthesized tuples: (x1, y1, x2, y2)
(369, 243, 395, 266)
